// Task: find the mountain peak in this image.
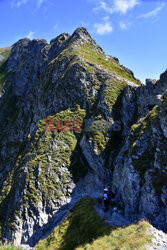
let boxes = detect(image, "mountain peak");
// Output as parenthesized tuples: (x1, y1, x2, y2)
(72, 27, 91, 38)
(69, 27, 103, 53)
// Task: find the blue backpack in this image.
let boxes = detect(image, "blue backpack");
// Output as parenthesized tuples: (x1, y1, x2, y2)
(103, 193, 108, 200)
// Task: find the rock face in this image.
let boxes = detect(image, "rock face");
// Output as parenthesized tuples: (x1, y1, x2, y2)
(0, 27, 166, 247)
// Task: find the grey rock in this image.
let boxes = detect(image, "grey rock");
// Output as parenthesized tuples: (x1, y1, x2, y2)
(0, 27, 167, 249)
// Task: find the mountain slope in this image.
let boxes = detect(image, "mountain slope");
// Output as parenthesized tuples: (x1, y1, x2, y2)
(0, 27, 166, 248)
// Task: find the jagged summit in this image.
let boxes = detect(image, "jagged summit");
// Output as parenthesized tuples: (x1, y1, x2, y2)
(50, 33, 70, 44)
(69, 27, 101, 48)
(73, 27, 91, 37)
(4, 27, 140, 97)
(12, 27, 98, 53)
(50, 27, 98, 47)
(71, 27, 92, 42)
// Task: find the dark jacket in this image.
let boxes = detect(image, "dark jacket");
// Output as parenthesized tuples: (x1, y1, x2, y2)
(107, 190, 115, 200)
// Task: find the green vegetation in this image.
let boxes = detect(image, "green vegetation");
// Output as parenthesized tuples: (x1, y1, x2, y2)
(103, 79, 127, 113)
(36, 197, 152, 250)
(90, 117, 111, 155)
(129, 98, 167, 193)
(76, 43, 140, 85)
(0, 171, 13, 205)
(43, 41, 136, 120)
(46, 42, 139, 99)
(0, 105, 86, 232)
(0, 47, 11, 67)
(130, 105, 161, 146)
(16, 105, 86, 205)
(35, 197, 110, 250)
(129, 108, 158, 179)
(130, 95, 167, 150)
(0, 246, 20, 250)
(78, 220, 152, 250)
(0, 47, 11, 90)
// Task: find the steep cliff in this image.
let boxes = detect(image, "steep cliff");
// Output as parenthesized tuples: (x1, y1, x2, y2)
(0, 27, 166, 248)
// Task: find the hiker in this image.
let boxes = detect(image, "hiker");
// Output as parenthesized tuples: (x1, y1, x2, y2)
(103, 186, 116, 212)
(103, 188, 110, 212)
(107, 185, 115, 202)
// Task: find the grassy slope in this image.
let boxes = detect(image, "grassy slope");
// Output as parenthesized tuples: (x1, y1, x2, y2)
(0, 246, 20, 250)
(0, 47, 11, 90)
(36, 197, 152, 250)
(0, 105, 86, 235)
(76, 43, 141, 85)
(49, 42, 140, 112)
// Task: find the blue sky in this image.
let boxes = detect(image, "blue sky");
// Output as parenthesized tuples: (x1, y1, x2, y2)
(0, 0, 167, 83)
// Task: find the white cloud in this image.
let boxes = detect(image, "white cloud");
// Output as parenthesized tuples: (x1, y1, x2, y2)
(103, 15, 110, 21)
(138, 2, 166, 18)
(53, 24, 58, 29)
(119, 21, 128, 29)
(94, 0, 139, 15)
(11, 0, 46, 8)
(94, 22, 113, 35)
(37, 0, 44, 8)
(94, 1, 113, 14)
(27, 31, 34, 39)
(11, 0, 29, 8)
(114, 0, 139, 14)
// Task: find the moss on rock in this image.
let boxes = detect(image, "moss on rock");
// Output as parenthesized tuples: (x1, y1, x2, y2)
(76, 43, 140, 85)
(0, 47, 11, 90)
(18, 105, 86, 205)
(128, 98, 167, 193)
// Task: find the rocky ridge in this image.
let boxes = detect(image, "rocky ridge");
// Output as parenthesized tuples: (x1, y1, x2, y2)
(0, 27, 166, 248)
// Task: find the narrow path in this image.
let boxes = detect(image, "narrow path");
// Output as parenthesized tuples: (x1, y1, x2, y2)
(94, 199, 130, 227)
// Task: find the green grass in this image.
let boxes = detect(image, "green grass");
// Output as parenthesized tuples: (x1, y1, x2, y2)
(0, 246, 20, 250)
(43, 42, 137, 120)
(76, 43, 140, 85)
(77, 220, 152, 250)
(35, 197, 110, 250)
(0, 47, 11, 90)
(130, 105, 161, 146)
(103, 79, 127, 113)
(35, 197, 152, 250)
(0, 47, 11, 66)
(46, 42, 140, 98)
(90, 118, 111, 155)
